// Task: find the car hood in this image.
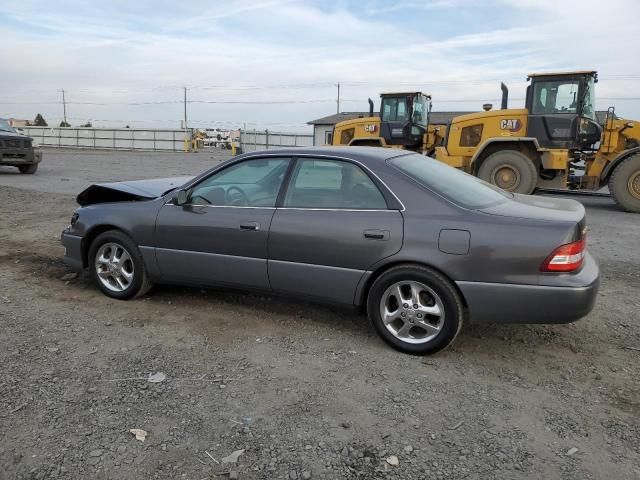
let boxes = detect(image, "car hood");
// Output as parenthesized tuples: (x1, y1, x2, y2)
(0, 131, 31, 140)
(77, 176, 193, 206)
(479, 193, 585, 223)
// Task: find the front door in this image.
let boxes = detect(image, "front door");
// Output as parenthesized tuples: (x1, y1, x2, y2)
(380, 95, 414, 147)
(268, 157, 404, 304)
(155, 157, 290, 289)
(527, 79, 581, 149)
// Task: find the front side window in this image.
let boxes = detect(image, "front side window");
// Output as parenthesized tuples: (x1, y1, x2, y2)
(412, 95, 430, 126)
(532, 81, 580, 115)
(189, 157, 289, 207)
(581, 77, 596, 120)
(284, 158, 388, 209)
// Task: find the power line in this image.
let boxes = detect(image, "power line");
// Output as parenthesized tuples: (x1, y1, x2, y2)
(0, 99, 355, 105)
(4, 96, 640, 107)
(3, 76, 640, 96)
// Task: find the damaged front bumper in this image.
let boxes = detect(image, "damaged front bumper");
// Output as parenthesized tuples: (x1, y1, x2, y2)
(61, 229, 84, 271)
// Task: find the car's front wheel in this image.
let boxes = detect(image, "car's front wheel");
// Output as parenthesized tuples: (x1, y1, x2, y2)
(88, 230, 153, 299)
(367, 265, 464, 355)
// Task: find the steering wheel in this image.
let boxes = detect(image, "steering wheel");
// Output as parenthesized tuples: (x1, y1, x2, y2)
(225, 186, 249, 206)
(190, 195, 211, 205)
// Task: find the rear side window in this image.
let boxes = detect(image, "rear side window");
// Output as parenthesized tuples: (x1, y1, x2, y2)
(389, 154, 510, 209)
(284, 158, 388, 210)
(459, 124, 483, 147)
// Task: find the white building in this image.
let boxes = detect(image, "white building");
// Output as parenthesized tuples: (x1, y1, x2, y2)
(307, 111, 474, 146)
(307, 112, 375, 146)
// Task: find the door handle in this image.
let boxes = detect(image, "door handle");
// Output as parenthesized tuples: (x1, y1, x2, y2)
(364, 229, 389, 240)
(240, 222, 260, 231)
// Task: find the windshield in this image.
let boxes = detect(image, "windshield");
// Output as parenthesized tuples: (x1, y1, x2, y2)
(412, 95, 430, 126)
(581, 77, 596, 120)
(389, 153, 511, 209)
(0, 119, 16, 133)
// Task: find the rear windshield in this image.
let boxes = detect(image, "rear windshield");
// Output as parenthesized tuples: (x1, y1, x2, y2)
(389, 153, 511, 209)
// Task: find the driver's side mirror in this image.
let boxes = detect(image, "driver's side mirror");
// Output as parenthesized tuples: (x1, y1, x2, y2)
(173, 189, 189, 206)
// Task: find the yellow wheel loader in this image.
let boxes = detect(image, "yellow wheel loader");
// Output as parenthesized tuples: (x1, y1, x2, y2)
(332, 93, 447, 151)
(332, 71, 640, 213)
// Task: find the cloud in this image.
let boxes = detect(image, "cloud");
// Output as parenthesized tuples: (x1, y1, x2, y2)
(0, 0, 638, 129)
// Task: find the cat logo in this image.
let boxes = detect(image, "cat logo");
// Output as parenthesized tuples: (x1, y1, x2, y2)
(364, 124, 377, 133)
(500, 119, 522, 132)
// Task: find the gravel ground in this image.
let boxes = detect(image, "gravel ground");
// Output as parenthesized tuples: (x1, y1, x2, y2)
(0, 148, 638, 480)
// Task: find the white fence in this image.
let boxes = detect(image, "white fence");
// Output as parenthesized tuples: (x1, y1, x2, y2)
(239, 129, 313, 153)
(23, 126, 191, 152)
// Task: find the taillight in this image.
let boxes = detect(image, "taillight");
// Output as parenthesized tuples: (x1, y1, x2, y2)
(540, 238, 586, 272)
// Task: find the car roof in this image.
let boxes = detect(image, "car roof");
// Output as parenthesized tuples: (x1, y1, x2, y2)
(237, 146, 411, 164)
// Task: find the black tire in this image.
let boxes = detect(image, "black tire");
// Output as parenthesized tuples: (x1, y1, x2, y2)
(88, 230, 153, 300)
(18, 164, 38, 174)
(367, 264, 465, 355)
(609, 153, 640, 213)
(477, 150, 537, 194)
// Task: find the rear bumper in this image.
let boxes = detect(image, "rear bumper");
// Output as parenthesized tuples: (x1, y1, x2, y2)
(61, 230, 84, 271)
(457, 252, 600, 324)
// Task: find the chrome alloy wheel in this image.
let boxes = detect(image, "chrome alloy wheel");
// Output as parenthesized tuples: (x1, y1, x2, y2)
(379, 281, 444, 344)
(94, 242, 134, 292)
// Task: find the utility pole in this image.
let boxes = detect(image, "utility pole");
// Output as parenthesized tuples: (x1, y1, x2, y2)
(336, 81, 340, 114)
(60, 89, 67, 126)
(183, 86, 189, 151)
(184, 86, 188, 131)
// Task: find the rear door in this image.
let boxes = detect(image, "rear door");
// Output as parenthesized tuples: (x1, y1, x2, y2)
(155, 157, 290, 289)
(268, 157, 404, 304)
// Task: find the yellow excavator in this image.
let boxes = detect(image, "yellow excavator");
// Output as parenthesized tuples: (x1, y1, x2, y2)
(332, 71, 640, 212)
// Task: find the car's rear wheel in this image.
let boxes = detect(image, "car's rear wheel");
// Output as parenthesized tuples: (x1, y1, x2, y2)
(477, 150, 537, 194)
(609, 153, 640, 213)
(18, 164, 38, 174)
(367, 265, 464, 355)
(88, 230, 153, 299)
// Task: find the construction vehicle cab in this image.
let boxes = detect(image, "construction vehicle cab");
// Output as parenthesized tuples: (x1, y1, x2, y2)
(525, 71, 601, 150)
(430, 70, 640, 212)
(332, 70, 640, 213)
(378, 92, 432, 148)
(331, 92, 435, 149)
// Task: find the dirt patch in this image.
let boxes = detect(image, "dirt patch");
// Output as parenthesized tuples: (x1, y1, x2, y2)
(0, 155, 639, 479)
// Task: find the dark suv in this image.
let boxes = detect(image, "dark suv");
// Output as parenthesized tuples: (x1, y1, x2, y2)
(0, 119, 42, 174)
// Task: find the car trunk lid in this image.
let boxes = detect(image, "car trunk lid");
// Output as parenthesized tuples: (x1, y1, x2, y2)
(480, 194, 585, 223)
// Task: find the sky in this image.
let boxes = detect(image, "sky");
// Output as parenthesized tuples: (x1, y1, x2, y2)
(1, 0, 639, 131)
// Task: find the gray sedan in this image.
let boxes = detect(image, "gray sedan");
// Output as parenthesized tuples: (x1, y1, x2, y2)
(61, 147, 599, 354)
